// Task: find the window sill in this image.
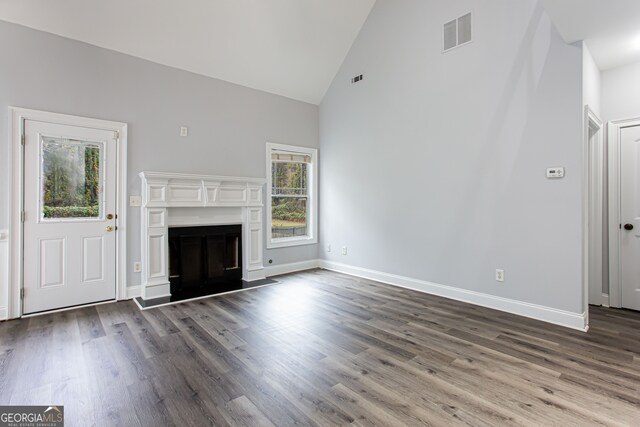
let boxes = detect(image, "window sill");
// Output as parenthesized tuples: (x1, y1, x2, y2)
(267, 235, 317, 249)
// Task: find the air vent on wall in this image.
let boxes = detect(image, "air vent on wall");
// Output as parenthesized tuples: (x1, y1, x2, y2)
(443, 12, 472, 52)
(351, 74, 363, 84)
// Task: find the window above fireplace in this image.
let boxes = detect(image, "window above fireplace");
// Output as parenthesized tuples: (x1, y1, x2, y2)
(266, 142, 318, 248)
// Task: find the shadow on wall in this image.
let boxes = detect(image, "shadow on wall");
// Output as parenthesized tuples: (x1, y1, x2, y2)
(440, 2, 550, 270)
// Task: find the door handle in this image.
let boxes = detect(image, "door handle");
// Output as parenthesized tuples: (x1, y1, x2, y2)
(106, 226, 114, 232)
(107, 213, 114, 220)
(624, 223, 634, 231)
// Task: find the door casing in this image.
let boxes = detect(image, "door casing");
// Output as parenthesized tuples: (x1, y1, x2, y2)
(607, 116, 640, 308)
(584, 107, 605, 309)
(8, 107, 128, 319)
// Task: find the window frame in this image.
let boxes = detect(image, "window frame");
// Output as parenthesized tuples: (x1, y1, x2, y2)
(266, 142, 318, 249)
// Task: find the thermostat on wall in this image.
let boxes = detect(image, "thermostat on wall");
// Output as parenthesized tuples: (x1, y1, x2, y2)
(546, 167, 565, 178)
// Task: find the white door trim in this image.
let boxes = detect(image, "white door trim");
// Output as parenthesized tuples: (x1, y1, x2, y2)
(584, 106, 606, 307)
(8, 107, 128, 319)
(607, 116, 640, 308)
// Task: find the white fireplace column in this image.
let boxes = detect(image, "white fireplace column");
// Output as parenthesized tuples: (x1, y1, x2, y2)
(139, 172, 266, 300)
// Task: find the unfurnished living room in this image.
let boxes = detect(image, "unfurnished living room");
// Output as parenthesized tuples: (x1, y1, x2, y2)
(1, 0, 640, 425)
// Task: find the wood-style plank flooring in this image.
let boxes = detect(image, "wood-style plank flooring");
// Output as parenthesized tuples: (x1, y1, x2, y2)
(1, 269, 640, 426)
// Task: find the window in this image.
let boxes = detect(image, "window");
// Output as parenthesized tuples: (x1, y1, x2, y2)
(266, 143, 317, 248)
(40, 136, 104, 221)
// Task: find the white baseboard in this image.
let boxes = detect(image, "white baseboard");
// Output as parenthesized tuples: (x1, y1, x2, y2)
(588, 293, 610, 308)
(125, 286, 141, 300)
(265, 259, 320, 278)
(319, 260, 587, 332)
(0, 307, 7, 321)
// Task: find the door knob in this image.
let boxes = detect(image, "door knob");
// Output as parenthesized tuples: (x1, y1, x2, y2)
(624, 223, 634, 231)
(106, 213, 114, 220)
(106, 226, 114, 232)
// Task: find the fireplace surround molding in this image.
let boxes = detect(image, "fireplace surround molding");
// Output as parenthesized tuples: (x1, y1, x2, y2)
(139, 171, 266, 300)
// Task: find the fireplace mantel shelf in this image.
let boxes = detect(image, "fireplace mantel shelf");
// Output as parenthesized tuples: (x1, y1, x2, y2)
(139, 171, 266, 208)
(139, 171, 266, 300)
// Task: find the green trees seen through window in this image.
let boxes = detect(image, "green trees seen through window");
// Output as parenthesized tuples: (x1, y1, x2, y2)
(271, 161, 308, 237)
(42, 138, 101, 219)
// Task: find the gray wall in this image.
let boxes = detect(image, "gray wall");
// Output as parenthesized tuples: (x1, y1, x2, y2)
(319, 0, 585, 314)
(601, 60, 640, 123)
(583, 43, 601, 118)
(0, 20, 319, 288)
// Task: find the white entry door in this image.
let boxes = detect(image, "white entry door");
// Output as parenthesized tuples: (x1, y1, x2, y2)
(23, 120, 118, 314)
(620, 124, 640, 311)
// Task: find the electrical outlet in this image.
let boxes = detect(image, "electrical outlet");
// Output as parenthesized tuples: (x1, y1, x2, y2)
(326, 244, 331, 253)
(129, 196, 142, 207)
(341, 246, 348, 255)
(496, 269, 505, 282)
(133, 262, 142, 273)
(180, 126, 189, 137)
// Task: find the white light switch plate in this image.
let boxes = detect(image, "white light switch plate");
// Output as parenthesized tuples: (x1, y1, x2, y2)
(180, 126, 189, 137)
(129, 196, 142, 207)
(546, 167, 565, 178)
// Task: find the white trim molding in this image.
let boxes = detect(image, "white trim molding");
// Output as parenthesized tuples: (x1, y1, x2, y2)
(584, 106, 606, 310)
(266, 142, 318, 249)
(264, 259, 320, 277)
(126, 286, 141, 300)
(608, 116, 640, 308)
(138, 171, 267, 300)
(8, 107, 128, 319)
(319, 260, 588, 331)
(0, 229, 8, 320)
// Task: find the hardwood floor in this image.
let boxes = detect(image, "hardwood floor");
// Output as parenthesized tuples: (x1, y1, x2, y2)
(1, 269, 640, 426)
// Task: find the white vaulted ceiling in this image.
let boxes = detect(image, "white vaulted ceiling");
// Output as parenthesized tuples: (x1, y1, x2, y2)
(0, 0, 376, 104)
(542, 0, 640, 70)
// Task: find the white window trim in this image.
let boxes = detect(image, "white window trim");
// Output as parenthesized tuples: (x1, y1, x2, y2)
(266, 142, 318, 249)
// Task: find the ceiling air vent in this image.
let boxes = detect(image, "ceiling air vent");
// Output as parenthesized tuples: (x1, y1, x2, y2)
(443, 12, 472, 53)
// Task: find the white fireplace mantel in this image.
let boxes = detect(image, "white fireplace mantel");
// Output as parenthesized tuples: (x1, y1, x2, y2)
(139, 171, 266, 300)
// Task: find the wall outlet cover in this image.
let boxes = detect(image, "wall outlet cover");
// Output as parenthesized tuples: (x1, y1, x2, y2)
(133, 262, 142, 273)
(180, 126, 189, 137)
(341, 246, 348, 255)
(496, 269, 505, 282)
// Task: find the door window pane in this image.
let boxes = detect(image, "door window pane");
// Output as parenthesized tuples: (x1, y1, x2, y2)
(40, 137, 104, 220)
